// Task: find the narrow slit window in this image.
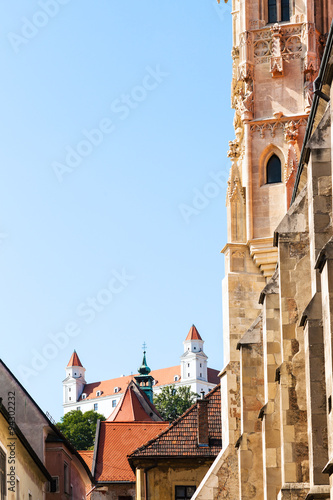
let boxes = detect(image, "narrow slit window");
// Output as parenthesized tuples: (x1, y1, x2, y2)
(266, 154, 281, 184)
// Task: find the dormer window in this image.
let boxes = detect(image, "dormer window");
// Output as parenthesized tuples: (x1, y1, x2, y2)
(152, 380, 156, 386)
(114, 387, 120, 393)
(174, 375, 179, 382)
(82, 393, 87, 400)
(96, 391, 102, 397)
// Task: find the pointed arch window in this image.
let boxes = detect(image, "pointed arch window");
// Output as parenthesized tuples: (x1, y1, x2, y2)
(266, 154, 282, 184)
(268, 0, 290, 23)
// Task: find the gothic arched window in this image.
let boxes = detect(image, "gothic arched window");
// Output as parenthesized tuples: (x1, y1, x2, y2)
(266, 154, 282, 184)
(268, 0, 290, 23)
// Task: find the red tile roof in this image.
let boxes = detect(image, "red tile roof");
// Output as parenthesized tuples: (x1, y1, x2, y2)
(78, 450, 94, 471)
(95, 422, 169, 482)
(67, 350, 83, 368)
(79, 365, 219, 401)
(107, 381, 163, 422)
(129, 384, 221, 459)
(185, 325, 203, 341)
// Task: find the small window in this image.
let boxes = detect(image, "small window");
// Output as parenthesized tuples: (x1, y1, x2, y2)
(112, 399, 117, 408)
(200, 373, 202, 377)
(266, 154, 281, 184)
(94, 403, 98, 411)
(188, 373, 190, 377)
(76, 406, 80, 411)
(194, 346, 196, 350)
(96, 391, 101, 397)
(82, 393, 87, 400)
(200, 363, 202, 368)
(114, 387, 120, 393)
(51, 477, 59, 493)
(175, 485, 196, 499)
(69, 397, 71, 401)
(64, 462, 69, 494)
(174, 375, 179, 381)
(187, 363, 190, 368)
(152, 380, 156, 386)
(268, 0, 289, 24)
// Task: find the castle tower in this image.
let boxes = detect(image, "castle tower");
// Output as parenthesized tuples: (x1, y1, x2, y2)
(180, 325, 208, 383)
(134, 350, 154, 403)
(192, 1, 333, 499)
(63, 350, 86, 407)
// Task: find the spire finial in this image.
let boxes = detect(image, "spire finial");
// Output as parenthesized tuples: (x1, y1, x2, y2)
(138, 343, 151, 375)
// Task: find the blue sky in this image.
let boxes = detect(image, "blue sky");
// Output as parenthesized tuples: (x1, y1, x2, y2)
(0, 1, 234, 421)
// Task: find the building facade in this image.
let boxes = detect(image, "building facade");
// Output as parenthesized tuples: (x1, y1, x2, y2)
(192, 1, 333, 499)
(63, 326, 219, 417)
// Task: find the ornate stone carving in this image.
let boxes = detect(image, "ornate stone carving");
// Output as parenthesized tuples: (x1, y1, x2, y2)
(250, 118, 307, 139)
(284, 121, 300, 185)
(270, 24, 283, 77)
(238, 62, 254, 82)
(304, 72, 314, 113)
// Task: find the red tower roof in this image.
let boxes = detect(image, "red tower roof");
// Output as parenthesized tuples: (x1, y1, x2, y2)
(67, 350, 83, 368)
(107, 380, 163, 422)
(185, 325, 202, 341)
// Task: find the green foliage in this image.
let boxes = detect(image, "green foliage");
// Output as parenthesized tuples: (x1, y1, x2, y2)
(56, 409, 105, 451)
(153, 384, 199, 422)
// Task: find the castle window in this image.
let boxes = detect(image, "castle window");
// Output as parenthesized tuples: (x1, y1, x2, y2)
(200, 363, 202, 367)
(114, 387, 120, 393)
(112, 399, 117, 408)
(174, 375, 179, 381)
(194, 346, 196, 350)
(82, 393, 87, 400)
(69, 388, 71, 392)
(266, 154, 281, 184)
(200, 373, 202, 377)
(187, 363, 190, 368)
(188, 373, 190, 377)
(76, 406, 80, 411)
(96, 391, 101, 397)
(94, 403, 98, 411)
(268, 0, 290, 23)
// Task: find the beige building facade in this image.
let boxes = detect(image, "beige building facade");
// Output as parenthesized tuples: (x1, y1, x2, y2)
(193, 1, 333, 499)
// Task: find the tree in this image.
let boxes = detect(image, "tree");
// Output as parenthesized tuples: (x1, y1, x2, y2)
(56, 409, 106, 451)
(153, 385, 199, 422)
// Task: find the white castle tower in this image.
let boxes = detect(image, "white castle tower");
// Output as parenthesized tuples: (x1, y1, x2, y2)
(63, 350, 86, 408)
(180, 325, 209, 393)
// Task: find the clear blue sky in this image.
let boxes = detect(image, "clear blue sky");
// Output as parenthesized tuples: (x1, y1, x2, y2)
(0, 1, 234, 421)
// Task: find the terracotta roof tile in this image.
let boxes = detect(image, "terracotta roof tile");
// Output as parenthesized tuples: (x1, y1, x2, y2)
(79, 365, 219, 401)
(107, 381, 162, 422)
(185, 325, 203, 341)
(95, 422, 169, 482)
(129, 384, 221, 459)
(78, 450, 94, 471)
(67, 350, 83, 368)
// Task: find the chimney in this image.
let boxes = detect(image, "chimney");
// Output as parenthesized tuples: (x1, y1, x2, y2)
(197, 394, 209, 447)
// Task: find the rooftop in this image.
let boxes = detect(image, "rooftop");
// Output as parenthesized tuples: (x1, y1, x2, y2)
(129, 383, 221, 459)
(94, 421, 169, 482)
(185, 324, 203, 341)
(67, 350, 83, 368)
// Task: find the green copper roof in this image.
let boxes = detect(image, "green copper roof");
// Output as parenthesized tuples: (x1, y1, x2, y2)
(138, 351, 151, 376)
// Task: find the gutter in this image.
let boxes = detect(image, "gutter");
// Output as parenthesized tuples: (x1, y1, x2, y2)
(291, 19, 333, 205)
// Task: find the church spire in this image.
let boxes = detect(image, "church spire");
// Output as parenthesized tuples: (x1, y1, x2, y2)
(134, 343, 154, 403)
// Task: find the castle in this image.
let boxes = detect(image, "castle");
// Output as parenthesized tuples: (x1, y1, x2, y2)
(62, 325, 219, 417)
